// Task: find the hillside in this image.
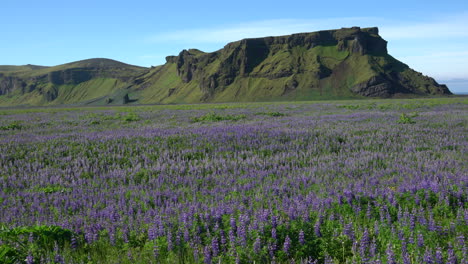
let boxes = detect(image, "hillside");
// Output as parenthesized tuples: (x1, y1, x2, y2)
(0, 27, 452, 106)
(0, 59, 147, 106)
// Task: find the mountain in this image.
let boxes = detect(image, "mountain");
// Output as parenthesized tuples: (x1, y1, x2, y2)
(0, 27, 451, 106)
(0, 59, 147, 106)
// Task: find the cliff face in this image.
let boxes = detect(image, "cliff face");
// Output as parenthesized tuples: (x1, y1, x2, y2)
(0, 27, 452, 106)
(160, 27, 449, 101)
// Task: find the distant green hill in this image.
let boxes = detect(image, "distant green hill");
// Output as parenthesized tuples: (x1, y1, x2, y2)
(0, 27, 451, 106)
(0, 64, 48, 72)
(0, 58, 146, 106)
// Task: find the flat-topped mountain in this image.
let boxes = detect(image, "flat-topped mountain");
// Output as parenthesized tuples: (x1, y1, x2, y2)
(0, 27, 452, 106)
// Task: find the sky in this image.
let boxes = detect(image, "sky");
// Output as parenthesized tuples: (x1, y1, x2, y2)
(1, 0, 468, 93)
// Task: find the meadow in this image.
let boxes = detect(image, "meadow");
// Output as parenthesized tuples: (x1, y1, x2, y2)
(0, 98, 467, 263)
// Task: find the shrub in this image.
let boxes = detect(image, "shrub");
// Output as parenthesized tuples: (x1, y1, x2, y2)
(192, 112, 246, 122)
(397, 113, 416, 124)
(257, 111, 286, 117)
(122, 112, 140, 122)
(0, 121, 22, 130)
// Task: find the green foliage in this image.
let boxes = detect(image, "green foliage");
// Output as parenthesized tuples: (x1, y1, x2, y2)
(0, 244, 20, 264)
(257, 111, 286, 117)
(192, 112, 246, 122)
(122, 112, 140, 122)
(32, 185, 70, 194)
(134, 169, 151, 184)
(397, 113, 416, 124)
(0, 225, 75, 263)
(0, 121, 22, 130)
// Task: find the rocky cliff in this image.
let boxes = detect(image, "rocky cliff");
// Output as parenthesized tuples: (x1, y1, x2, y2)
(156, 27, 450, 102)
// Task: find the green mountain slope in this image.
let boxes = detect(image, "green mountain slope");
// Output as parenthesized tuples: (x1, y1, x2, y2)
(0, 27, 451, 106)
(141, 27, 450, 104)
(0, 58, 147, 106)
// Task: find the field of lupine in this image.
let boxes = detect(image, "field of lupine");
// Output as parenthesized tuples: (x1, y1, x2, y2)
(0, 98, 467, 264)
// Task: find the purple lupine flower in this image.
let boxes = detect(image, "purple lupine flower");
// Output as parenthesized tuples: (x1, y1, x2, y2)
(193, 247, 199, 263)
(360, 228, 370, 259)
(253, 236, 261, 254)
(435, 247, 443, 264)
(176, 230, 182, 247)
(401, 238, 407, 254)
(299, 230, 305, 245)
(366, 203, 373, 219)
(423, 247, 434, 264)
(314, 220, 322, 238)
(457, 235, 466, 249)
(26, 253, 34, 264)
(409, 211, 416, 231)
(417, 232, 424, 248)
(167, 230, 173, 251)
(324, 254, 334, 264)
(229, 229, 236, 248)
(418, 213, 427, 226)
(447, 244, 458, 264)
(153, 244, 159, 258)
(386, 244, 397, 264)
(344, 222, 354, 241)
(230, 216, 237, 235)
(269, 241, 277, 259)
(271, 227, 277, 240)
(402, 251, 411, 264)
(220, 230, 227, 246)
(237, 222, 247, 246)
(397, 229, 405, 241)
(283, 235, 292, 255)
(369, 238, 377, 258)
(184, 227, 190, 242)
(71, 236, 78, 249)
(203, 245, 212, 264)
(148, 225, 156, 241)
(272, 215, 278, 228)
(408, 233, 414, 244)
(211, 236, 219, 257)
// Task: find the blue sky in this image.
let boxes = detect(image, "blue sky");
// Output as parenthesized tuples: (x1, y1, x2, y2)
(2, 0, 468, 93)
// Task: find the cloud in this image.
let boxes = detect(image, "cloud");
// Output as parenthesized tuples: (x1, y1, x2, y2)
(380, 13, 468, 40)
(148, 13, 468, 44)
(397, 51, 468, 79)
(148, 17, 379, 44)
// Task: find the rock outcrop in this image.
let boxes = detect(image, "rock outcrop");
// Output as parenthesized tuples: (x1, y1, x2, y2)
(163, 27, 450, 100)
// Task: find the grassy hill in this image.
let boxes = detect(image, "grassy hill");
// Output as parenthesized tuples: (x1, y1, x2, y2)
(0, 27, 452, 106)
(0, 59, 147, 106)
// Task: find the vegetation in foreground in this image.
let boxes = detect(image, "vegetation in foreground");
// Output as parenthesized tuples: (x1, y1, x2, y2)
(0, 98, 467, 263)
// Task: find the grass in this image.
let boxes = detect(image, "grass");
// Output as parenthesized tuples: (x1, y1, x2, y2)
(191, 112, 246, 122)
